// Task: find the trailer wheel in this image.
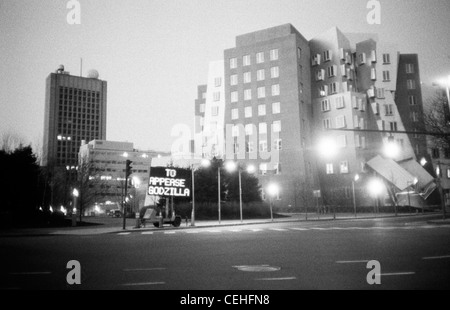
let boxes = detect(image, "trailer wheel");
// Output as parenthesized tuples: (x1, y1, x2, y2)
(172, 216, 181, 227)
(153, 222, 160, 228)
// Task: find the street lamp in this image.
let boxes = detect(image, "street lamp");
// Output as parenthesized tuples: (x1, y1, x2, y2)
(352, 174, 360, 218)
(317, 136, 338, 159)
(384, 136, 400, 159)
(191, 158, 211, 227)
(368, 178, 385, 213)
(72, 188, 79, 227)
(267, 183, 279, 222)
(225, 161, 244, 223)
(436, 161, 447, 219)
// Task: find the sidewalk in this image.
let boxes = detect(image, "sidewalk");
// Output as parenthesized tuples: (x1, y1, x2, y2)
(0, 212, 442, 237)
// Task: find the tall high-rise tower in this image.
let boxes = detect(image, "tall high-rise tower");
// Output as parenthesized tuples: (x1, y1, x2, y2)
(42, 65, 107, 169)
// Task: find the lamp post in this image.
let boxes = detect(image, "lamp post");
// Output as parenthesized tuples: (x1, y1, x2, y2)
(352, 174, 360, 218)
(72, 188, 79, 227)
(267, 183, 279, 222)
(225, 161, 252, 224)
(218, 165, 221, 224)
(436, 161, 447, 219)
(368, 178, 384, 214)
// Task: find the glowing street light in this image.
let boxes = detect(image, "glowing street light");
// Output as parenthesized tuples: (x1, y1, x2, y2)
(420, 157, 428, 167)
(352, 174, 360, 218)
(368, 178, 385, 213)
(246, 164, 256, 174)
(383, 137, 400, 159)
(225, 161, 243, 223)
(267, 183, 279, 222)
(317, 136, 338, 159)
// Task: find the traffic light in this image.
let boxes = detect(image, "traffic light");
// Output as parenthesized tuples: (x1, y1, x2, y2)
(125, 160, 133, 179)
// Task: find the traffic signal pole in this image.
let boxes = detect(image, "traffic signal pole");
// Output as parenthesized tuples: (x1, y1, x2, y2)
(123, 160, 132, 230)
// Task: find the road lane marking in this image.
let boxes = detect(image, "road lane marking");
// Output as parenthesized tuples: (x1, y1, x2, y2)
(142, 232, 153, 235)
(251, 229, 263, 232)
(121, 282, 165, 286)
(9, 271, 52, 275)
(229, 229, 242, 232)
(336, 260, 370, 264)
(290, 228, 309, 231)
(422, 255, 450, 260)
(255, 277, 297, 281)
(270, 228, 288, 231)
(164, 231, 176, 234)
(233, 265, 281, 272)
(380, 272, 415, 276)
(123, 268, 166, 272)
(207, 230, 221, 233)
(118, 232, 131, 235)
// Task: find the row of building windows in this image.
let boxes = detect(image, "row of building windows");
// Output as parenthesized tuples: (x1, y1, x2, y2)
(229, 66, 280, 85)
(326, 161, 350, 175)
(229, 121, 282, 137)
(59, 87, 100, 98)
(231, 102, 281, 119)
(431, 148, 450, 159)
(229, 49, 280, 69)
(229, 84, 280, 102)
(230, 139, 283, 154)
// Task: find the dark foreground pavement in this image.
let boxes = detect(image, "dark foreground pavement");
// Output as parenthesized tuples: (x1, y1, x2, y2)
(0, 214, 449, 290)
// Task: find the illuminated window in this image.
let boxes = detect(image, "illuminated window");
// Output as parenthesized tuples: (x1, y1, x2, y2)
(271, 67, 279, 79)
(243, 55, 251, 66)
(272, 84, 280, 96)
(326, 163, 334, 175)
(244, 72, 251, 84)
(270, 49, 279, 61)
(231, 108, 239, 120)
(230, 74, 238, 86)
(258, 104, 266, 116)
(272, 102, 281, 114)
(231, 91, 238, 103)
(340, 161, 349, 174)
(273, 121, 281, 133)
(245, 106, 252, 118)
(257, 69, 265, 81)
(230, 58, 237, 69)
(257, 87, 266, 99)
(244, 89, 252, 101)
(256, 52, 265, 64)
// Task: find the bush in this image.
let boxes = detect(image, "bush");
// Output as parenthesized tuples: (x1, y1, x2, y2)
(174, 201, 273, 220)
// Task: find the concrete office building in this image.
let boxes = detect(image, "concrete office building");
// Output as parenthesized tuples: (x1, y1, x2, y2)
(42, 65, 107, 168)
(78, 140, 162, 214)
(195, 24, 435, 211)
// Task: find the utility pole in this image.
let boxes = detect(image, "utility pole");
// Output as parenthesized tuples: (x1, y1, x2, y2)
(123, 160, 133, 230)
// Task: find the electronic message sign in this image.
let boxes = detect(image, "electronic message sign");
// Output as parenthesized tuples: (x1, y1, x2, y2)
(148, 167, 192, 197)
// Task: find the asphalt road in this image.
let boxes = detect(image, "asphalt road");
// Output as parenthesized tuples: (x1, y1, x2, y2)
(0, 215, 449, 290)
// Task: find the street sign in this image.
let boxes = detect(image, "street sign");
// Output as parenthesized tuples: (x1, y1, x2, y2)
(148, 167, 192, 197)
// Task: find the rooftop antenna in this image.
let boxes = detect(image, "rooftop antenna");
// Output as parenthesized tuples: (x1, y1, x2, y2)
(80, 58, 83, 77)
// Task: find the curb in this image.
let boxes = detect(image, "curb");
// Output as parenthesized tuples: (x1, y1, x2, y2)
(108, 213, 440, 235)
(0, 213, 442, 237)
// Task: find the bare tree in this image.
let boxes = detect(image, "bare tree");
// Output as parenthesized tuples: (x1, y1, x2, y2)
(1, 132, 25, 153)
(424, 93, 450, 149)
